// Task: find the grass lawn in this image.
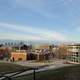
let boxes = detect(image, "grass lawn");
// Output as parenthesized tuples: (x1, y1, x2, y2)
(15, 64, 80, 80)
(0, 62, 29, 74)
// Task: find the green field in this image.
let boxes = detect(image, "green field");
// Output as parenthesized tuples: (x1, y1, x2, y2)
(0, 62, 28, 74)
(0, 62, 80, 80)
(15, 65, 80, 80)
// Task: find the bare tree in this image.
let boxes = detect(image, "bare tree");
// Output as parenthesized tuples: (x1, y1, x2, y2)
(56, 45, 68, 59)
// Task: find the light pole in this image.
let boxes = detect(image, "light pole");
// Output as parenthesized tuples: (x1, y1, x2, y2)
(33, 69, 36, 80)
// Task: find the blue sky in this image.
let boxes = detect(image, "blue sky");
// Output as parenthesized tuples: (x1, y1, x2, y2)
(0, 0, 80, 42)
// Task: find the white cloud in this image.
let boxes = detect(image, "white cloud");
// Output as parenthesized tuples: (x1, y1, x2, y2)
(0, 22, 66, 41)
(0, 33, 43, 41)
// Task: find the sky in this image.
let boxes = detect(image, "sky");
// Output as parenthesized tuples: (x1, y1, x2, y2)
(0, 0, 80, 42)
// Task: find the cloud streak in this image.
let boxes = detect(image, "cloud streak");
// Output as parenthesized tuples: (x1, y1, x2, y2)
(0, 22, 66, 41)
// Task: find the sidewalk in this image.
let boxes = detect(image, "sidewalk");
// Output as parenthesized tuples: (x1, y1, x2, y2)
(0, 59, 73, 79)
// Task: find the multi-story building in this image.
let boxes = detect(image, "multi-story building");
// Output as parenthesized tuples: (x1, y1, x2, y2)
(68, 43, 80, 62)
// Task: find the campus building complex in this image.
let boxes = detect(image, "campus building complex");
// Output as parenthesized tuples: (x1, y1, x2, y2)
(68, 43, 80, 62)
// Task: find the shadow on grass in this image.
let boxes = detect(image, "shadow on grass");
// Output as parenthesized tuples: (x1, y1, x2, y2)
(15, 64, 80, 80)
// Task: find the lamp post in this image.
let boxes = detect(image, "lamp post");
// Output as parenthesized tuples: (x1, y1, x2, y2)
(32, 67, 38, 80)
(33, 69, 36, 80)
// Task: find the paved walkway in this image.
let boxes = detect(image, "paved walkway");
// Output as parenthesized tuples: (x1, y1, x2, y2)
(14, 59, 67, 67)
(0, 59, 73, 79)
(13, 63, 71, 78)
